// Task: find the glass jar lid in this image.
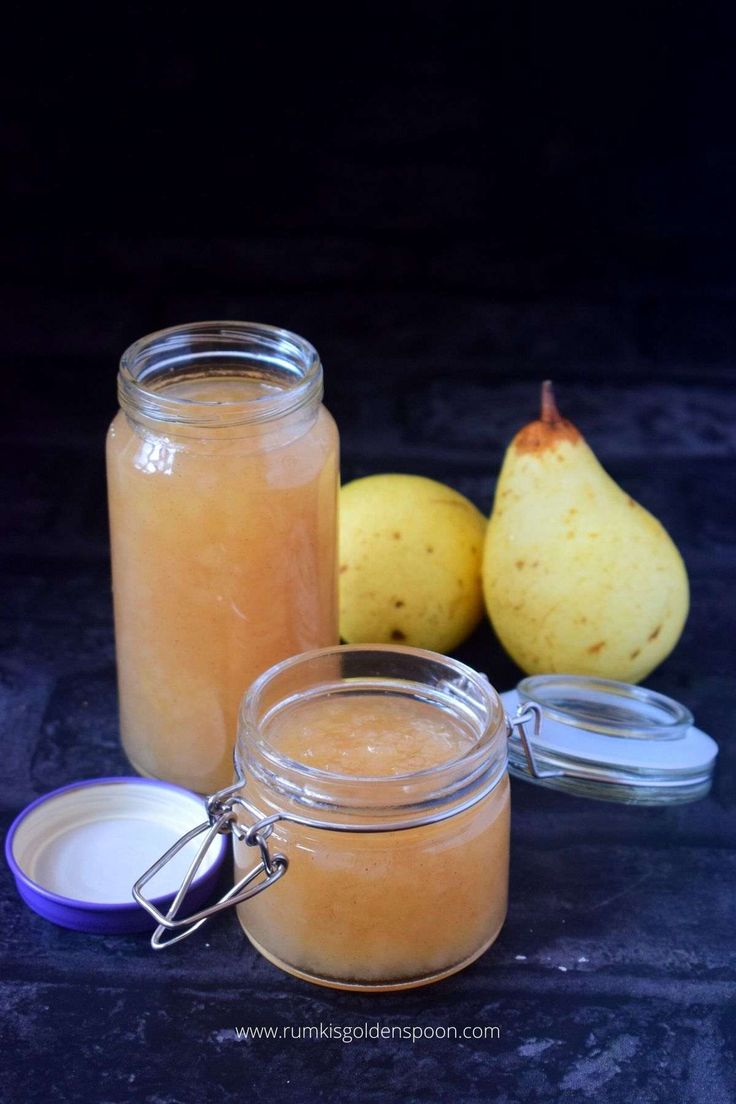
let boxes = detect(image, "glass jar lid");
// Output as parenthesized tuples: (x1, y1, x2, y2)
(503, 675, 717, 805)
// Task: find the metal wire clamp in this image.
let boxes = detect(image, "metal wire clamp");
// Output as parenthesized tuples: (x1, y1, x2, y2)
(132, 799, 288, 949)
(508, 703, 564, 780)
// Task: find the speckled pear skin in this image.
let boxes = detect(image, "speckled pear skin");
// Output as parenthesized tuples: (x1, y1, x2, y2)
(482, 383, 689, 682)
(339, 474, 487, 653)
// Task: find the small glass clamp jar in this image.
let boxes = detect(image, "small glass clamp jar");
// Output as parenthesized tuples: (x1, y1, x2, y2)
(132, 655, 717, 990)
(107, 322, 340, 796)
(134, 645, 515, 991)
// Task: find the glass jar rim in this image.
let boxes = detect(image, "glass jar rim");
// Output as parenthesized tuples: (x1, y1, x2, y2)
(517, 674, 694, 740)
(118, 320, 323, 429)
(237, 644, 507, 813)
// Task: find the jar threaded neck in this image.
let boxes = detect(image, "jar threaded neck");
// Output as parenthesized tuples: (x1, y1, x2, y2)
(118, 321, 323, 429)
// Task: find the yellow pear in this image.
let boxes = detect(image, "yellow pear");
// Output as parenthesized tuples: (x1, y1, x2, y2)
(340, 474, 486, 652)
(482, 382, 689, 682)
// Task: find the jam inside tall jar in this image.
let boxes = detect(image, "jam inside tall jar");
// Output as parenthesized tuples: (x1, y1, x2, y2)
(107, 322, 339, 793)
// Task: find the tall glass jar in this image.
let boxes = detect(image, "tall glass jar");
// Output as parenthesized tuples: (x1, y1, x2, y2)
(107, 322, 339, 794)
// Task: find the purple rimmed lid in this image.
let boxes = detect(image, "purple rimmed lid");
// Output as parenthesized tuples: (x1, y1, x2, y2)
(4, 776, 228, 934)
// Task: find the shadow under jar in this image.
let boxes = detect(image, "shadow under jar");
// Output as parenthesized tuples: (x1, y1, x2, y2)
(234, 645, 510, 991)
(107, 322, 339, 795)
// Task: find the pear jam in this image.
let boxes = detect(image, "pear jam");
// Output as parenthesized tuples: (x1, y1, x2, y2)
(234, 648, 510, 991)
(107, 324, 339, 795)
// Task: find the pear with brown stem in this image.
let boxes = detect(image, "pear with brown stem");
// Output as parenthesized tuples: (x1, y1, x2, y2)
(482, 382, 689, 682)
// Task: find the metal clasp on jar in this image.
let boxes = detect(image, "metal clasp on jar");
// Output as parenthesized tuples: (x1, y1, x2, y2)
(132, 777, 288, 948)
(507, 703, 564, 780)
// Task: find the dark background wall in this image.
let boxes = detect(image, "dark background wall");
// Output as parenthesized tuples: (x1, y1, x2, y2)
(4, 3, 736, 409)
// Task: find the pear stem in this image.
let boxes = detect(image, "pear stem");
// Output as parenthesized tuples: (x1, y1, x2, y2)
(540, 380, 561, 424)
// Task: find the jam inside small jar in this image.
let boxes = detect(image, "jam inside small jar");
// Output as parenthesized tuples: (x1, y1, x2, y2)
(233, 645, 510, 991)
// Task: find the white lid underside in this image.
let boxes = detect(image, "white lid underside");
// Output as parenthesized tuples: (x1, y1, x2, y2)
(11, 780, 221, 904)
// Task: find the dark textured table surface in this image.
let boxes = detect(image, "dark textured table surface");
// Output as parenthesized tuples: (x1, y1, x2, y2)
(1, 274, 735, 1104)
